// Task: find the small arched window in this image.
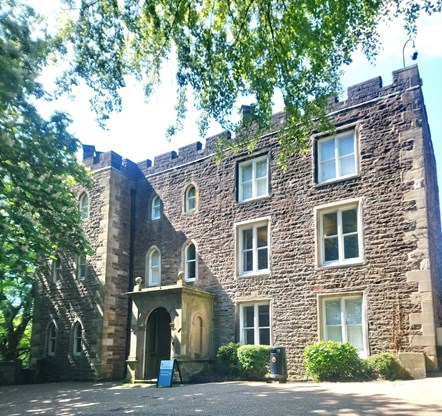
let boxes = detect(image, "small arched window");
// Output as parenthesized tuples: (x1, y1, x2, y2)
(73, 322, 83, 356)
(184, 242, 197, 282)
(185, 185, 196, 213)
(47, 322, 57, 357)
(51, 255, 62, 284)
(151, 195, 161, 220)
(146, 248, 161, 286)
(79, 193, 89, 221)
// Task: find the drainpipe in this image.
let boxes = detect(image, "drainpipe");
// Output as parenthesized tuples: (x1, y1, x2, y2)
(124, 188, 137, 379)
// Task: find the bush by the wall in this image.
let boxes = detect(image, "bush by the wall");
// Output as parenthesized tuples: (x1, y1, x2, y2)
(237, 345, 271, 380)
(304, 341, 364, 381)
(366, 353, 400, 380)
(216, 342, 240, 375)
(215, 343, 270, 380)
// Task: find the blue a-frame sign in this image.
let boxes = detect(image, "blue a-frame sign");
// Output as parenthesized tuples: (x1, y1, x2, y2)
(156, 359, 182, 387)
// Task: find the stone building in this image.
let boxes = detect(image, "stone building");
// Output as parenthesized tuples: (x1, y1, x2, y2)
(30, 65, 442, 381)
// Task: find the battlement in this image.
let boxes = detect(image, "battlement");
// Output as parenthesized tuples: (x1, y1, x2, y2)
(82, 145, 143, 179)
(82, 66, 421, 176)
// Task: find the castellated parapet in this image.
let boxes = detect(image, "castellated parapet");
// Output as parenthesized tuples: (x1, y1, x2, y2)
(81, 66, 423, 177)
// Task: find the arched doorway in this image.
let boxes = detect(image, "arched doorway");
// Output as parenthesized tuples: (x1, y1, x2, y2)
(144, 307, 171, 379)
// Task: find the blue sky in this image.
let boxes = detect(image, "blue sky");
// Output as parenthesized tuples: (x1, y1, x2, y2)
(33, 4, 442, 199)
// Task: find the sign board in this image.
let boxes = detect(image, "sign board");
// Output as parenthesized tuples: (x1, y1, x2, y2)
(157, 359, 182, 387)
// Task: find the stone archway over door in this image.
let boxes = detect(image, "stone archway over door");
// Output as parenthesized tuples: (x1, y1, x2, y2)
(145, 308, 171, 380)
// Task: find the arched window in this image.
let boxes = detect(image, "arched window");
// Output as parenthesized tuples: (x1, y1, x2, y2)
(73, 322, 83, 356)
(185, 185, 197, 213)
(79, 193, 89, 221)
(146, 247, 161, 286)
(51, 255, 62, 284)
(184, 242, 197, 282)
(47, 322, 57, 357)
(151, 195, 161, 220)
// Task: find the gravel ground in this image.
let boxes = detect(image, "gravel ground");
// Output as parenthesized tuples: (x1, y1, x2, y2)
(1, 375, 441, 416)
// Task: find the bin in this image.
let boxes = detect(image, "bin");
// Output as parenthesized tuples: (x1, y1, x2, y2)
(269, 346, 287, 382)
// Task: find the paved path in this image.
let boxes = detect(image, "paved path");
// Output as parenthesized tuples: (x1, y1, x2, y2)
(1, 376, 441, 415)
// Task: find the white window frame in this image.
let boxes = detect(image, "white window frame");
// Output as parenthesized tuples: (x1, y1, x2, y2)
(314, 198, 363, 267)
(72, 322, 83, 356)
(79, 192, 89, 221)
(185, 185, 197, 213)
(146, 247, 161, 287)
(317, 130, 358, 184)
(319, 293, 368, 358)
(47, 322, 57, 357)
(51, 255, 62, 284)
(238, 155, 269, 202)
(151, 195, 161, 220)
(184, 242, 197, 282)
(239, 302, 271, 346)
(76, 254, 87, 280)
(235, 217, 270, 277)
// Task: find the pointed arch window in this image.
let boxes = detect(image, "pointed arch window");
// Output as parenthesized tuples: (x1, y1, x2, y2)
(146, 247, 161, 286)
(73, 322, 83, 356)
(151, 195, 161, 220)
(47, 322, 57, 357)
(184, 242, 197, 282)
(185, 185, 197, 213)
(51, 255, 62, 284)
(79, 193, 89, 221)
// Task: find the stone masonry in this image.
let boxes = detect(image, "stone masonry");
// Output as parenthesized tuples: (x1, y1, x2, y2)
(31, 65, 442, 380)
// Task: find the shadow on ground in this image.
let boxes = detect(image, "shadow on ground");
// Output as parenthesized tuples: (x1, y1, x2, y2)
(0, 379, 440, 416)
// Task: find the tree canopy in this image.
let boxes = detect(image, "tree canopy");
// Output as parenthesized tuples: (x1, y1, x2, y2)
(59, 0, 442, 163)
(0, 0, 91, 361)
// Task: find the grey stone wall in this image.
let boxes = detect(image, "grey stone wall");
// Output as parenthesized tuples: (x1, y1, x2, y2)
(31, 65, 441, 380)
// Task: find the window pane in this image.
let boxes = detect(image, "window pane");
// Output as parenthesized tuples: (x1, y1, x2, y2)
(344, 235, 359, 259)
(257, 226, 267, 247)
(187, 244, 196, 260)
(323, 213, 337, 236)
(241, 182, 252, 200)
(188, 187, 196, 198)
(326, 326, 343, 342)
(187, 261, 196, 279)
(151, 268, 159, 284)
(257, 248, 268, 270)
(338, 134, 354, 156)
(258, 305, 269, 327)
(259, 328, 270, 345)
(256, 159, 267, 179)
(319, 140, 335, 161)
(347, 326, 363, 350)
(325, 300, 341, 325)
(256, 177, 268, 196)
(345, 298, 362, 325)
(241, 164, 253, 182)
(320, 161, 336, 182)
(340, 155, 355, 176)
(324, 238, 339, 261)
(342, 209, 357, 233)
(244, 329, 254, 345)
(150, 251, 159, 267)
(243, 251, 253, 271)
(244, 306, 254, 327)
(243, 229, 253, 250)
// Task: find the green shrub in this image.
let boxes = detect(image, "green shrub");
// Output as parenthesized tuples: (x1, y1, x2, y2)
(366, 353, 400, 380)
(216, 342, 240, 374)
(304, 341, 364, 381)
(237, 345, 271, 380)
